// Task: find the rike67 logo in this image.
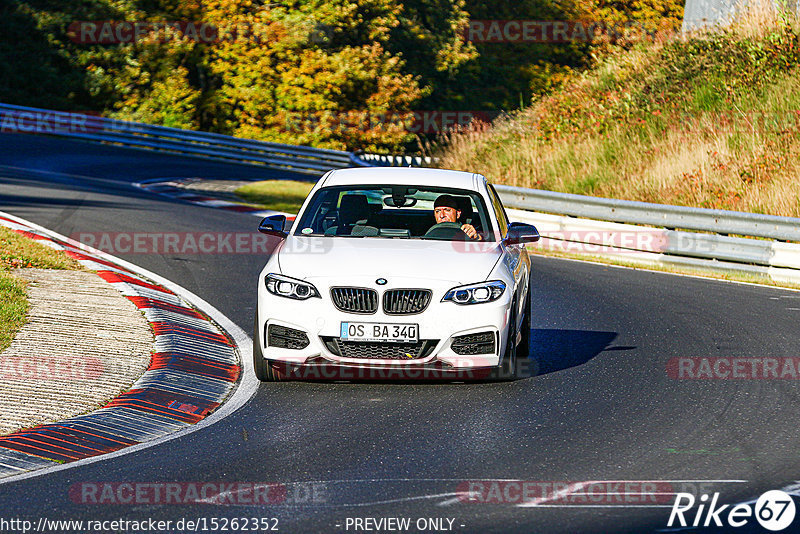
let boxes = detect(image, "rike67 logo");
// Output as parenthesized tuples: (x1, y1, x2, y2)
(668, 490, 796, 531)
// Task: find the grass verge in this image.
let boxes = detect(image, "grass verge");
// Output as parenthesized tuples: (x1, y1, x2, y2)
(0, 225, 84, 352)
(0, 274, 27, 353)
(234, 180, 315, 214)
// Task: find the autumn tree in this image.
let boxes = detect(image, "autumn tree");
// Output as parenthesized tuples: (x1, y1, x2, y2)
(1, 0, 685, 150)
(203, 0, 429, 150)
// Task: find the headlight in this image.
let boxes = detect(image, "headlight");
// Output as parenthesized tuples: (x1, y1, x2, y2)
(265, 273, 321, 300)
(442, 281, 505, 305)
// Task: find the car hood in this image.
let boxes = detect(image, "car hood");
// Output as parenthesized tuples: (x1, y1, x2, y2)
(277, 236, 503, 286)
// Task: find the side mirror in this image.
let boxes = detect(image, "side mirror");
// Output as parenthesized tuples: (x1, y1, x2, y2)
(258, 215, 288, 238)
(505, 222, 540, 245)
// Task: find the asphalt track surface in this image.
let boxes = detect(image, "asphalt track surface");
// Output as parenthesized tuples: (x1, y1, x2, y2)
(2, 132, 800, 533)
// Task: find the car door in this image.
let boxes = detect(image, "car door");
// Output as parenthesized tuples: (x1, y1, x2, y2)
(488, 184, 529, 322)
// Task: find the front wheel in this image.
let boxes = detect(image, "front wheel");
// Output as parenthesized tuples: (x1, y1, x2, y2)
(497, 306, 519, 381)
(516, 288, 535, 378)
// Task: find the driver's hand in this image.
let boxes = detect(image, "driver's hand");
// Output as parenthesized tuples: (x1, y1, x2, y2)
(461, 224, 481, 240)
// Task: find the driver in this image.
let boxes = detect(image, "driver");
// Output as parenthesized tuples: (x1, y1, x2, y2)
(433, 194, 482, 240)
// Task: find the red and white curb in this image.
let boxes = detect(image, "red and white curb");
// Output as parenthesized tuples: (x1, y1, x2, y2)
(134, 178, 294, 220)
(0, 211, 258, 483)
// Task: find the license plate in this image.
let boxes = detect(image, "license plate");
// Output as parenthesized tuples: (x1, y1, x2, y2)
(340, 322, 419, 343)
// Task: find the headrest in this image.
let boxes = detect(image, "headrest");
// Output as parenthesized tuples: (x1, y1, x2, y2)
(339, 194, 371, 225)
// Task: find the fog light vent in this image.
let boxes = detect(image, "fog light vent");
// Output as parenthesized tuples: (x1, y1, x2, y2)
(451, 331, 495, 355)
(268, 324, 310, 350)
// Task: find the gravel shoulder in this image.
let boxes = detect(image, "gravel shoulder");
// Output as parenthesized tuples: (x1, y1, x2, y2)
(0, 268, 153, 435)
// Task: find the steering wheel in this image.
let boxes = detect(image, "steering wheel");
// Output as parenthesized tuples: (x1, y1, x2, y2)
(423, 222, 468, 241)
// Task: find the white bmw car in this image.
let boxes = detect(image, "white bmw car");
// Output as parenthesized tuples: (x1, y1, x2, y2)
(253, 167, 539, 381)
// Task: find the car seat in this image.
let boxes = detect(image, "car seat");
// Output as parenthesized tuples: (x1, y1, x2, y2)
(457, 196, 478, 227)
(325, 194, 379, 236)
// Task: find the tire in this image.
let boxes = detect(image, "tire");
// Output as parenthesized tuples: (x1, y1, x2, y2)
(498, 304, 518, 381)
(253, 316, 282, 382)
(498, 286, 534, 381)
(516, 288, 534, 379)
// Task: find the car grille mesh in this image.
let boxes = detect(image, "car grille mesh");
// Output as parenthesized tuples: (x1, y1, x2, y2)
(322, 338, 438, 360)
(383, 289, 432, 315)
(451, 331, 496, 355)
(267, 324, 310, 350)
(331, 287, 378, 314)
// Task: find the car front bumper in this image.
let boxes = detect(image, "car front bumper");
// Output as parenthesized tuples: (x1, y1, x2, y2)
(256, 277, 513, 370)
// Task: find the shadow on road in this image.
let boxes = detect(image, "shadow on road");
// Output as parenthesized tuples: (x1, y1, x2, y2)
(528, 328, 621, 375)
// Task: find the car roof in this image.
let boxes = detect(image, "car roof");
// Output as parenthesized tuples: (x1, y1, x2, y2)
(319, 167, 484, 191)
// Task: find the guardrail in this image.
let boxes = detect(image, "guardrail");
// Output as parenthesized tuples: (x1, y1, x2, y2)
(0, 103, 351, 175)
(494, 185, 800, 242)
(493, 186, 800, 284)
(508, 207, 800, 277)
(350, 151, 435, 167)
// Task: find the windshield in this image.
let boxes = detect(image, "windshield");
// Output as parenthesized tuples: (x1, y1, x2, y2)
(293, 185, 495, 241)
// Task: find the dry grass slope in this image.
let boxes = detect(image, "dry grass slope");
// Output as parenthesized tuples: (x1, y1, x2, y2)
(435, 0, 800, 217)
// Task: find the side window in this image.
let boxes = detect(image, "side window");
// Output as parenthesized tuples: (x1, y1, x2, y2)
(487, 185, 509, 238)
